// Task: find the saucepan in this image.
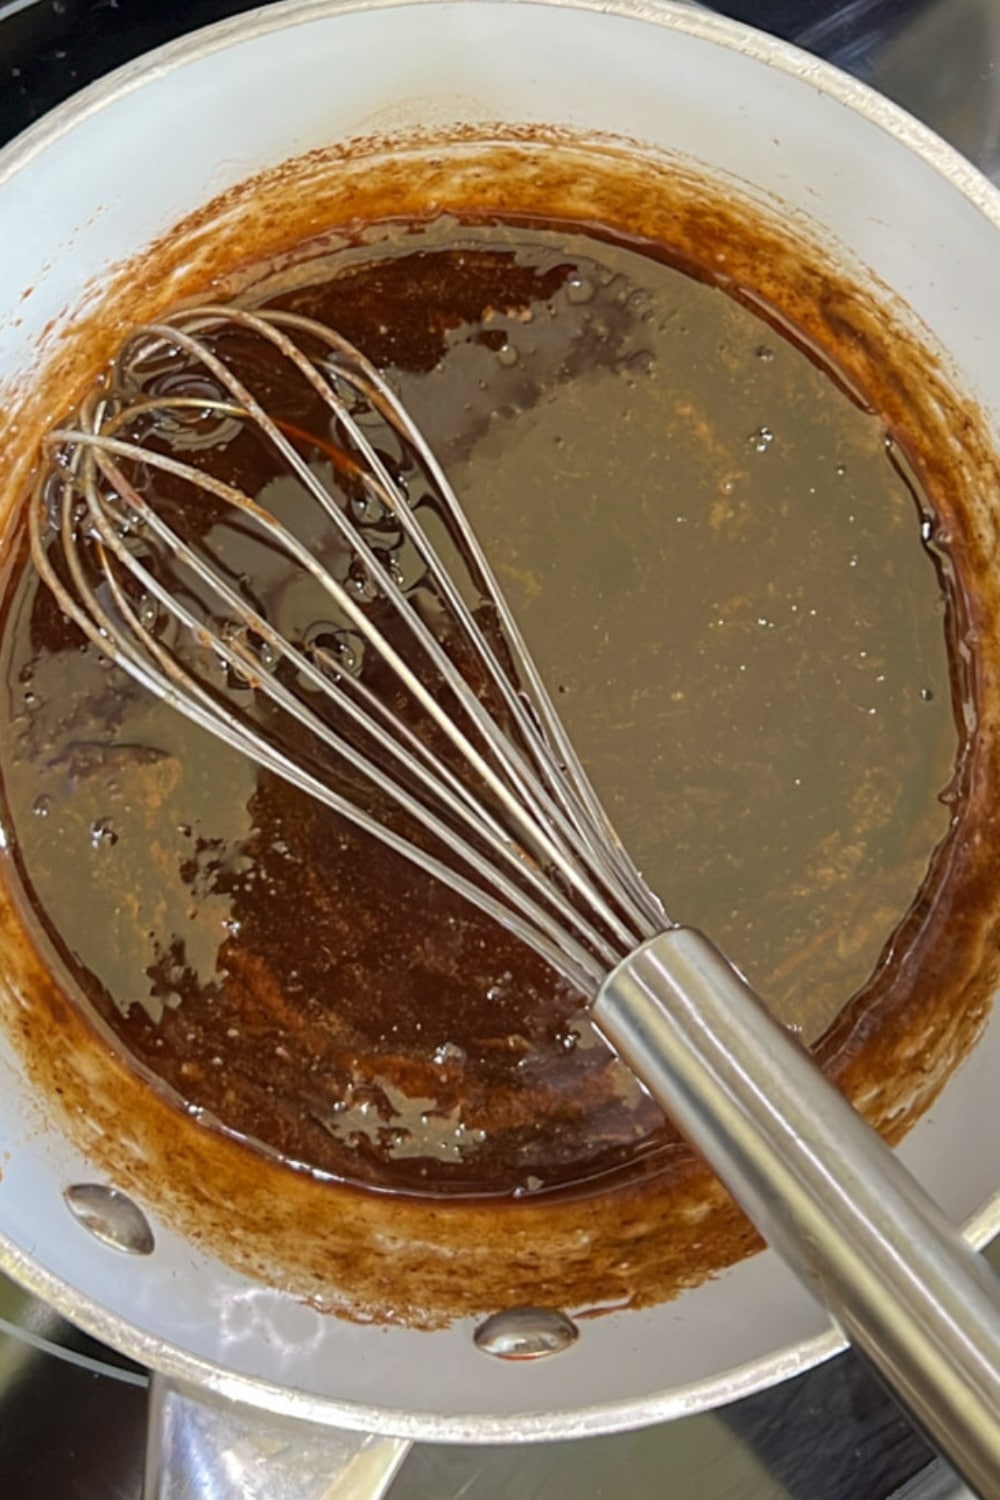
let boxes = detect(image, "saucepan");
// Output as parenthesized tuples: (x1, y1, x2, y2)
(2, 1, 1000, 1495)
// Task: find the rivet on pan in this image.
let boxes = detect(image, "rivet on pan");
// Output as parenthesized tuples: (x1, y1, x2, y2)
(64, 1183, 155, 1256)
(473, 1306, 579, 1360)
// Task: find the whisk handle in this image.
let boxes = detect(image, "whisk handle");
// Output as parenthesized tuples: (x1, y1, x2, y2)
(594, 928, 1000, 1499)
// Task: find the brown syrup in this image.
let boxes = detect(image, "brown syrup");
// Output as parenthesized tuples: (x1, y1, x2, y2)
(0, 213, 961, 1205)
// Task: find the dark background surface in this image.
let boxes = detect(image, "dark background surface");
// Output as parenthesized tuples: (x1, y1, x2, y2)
(0, 0, 940, 146)
(0, 2, 990, 1497)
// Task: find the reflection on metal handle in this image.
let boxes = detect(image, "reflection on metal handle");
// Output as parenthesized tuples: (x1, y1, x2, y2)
(594, 927, 1000, 1500)
(144, 1374, 411, 1500)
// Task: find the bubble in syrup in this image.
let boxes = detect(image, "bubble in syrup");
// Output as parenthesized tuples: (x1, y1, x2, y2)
(756, 345, 775, 363)
(566, 275, 595, 305)
(485, 970, 514, 1004)
(137, 594, 160, 632)
(90, 817, 118, 848)
(497, 344, 519, 368)
(920, 687, 935, 702)
(32, 795, 52, 818)
(626, 350, 655, 377)
(346, 564, 378, 602)
(304, 623, 365, 679)
(433, 1041, 467, 1067)
(747, 425, 774, 454)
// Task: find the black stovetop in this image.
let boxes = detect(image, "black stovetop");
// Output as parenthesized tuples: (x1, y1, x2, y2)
(0, 2, 995, 1496)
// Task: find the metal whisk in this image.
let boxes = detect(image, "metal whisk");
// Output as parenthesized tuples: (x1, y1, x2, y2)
(31, 304, 1000, 1496)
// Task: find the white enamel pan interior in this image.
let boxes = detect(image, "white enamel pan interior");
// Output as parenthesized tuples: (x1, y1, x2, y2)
(0, 0, 999, 1444)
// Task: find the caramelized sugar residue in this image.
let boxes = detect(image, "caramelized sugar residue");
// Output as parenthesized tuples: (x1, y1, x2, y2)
(1, 217, 959, 1199)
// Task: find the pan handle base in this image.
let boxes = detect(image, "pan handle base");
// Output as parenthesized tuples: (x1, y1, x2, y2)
(144, 1373, 411, 1500)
